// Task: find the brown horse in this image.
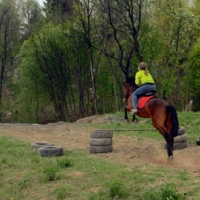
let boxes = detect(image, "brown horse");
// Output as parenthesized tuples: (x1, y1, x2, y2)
(123, 76, 179, 158)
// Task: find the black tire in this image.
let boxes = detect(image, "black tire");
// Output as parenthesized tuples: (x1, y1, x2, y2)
(174, 133, 187, 143)
(90, 138, 112, 146)
(196, 136, 200, 145)
(31, 142, 54, 150)
(90, 145, 113, 154)
(164, 140, 188, 150)
(90, 130, 113, 138)
(38, 146, 64, 157)
(173, 141, 188, 150)
(178, 126, 186, 135)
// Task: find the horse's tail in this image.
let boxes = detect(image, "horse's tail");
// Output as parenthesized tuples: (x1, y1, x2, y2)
(166, 105, 179, 137)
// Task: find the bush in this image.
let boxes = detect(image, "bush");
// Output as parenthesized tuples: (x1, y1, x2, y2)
(57, 157, 73, 168)
(143, 183, 186, 200)
(54, 186, 70, 200)
(43, 165, 59, 181)
(109, 181, 129, 199)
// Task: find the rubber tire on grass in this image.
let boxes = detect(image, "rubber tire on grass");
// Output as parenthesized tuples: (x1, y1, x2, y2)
(196, 136, 200, 145)
(31, 142, 54, 150)
(174, 133, 187, 143)
(178, 126, 186, 135)
(90, 138, 112, 146)
(90, 130, 113, 138)
(90, 145, 113, 153)
(38, 146, 64, 157)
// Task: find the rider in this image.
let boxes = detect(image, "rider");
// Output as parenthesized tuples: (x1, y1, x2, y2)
(131, 62, 156, 114)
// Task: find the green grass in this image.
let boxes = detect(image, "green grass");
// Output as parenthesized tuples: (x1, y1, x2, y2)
(1, 111, 200, 199)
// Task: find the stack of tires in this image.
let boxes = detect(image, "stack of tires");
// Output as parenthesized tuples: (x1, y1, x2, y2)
(165, 126, 188, 150)
(173, 126, 188, 150)
(90, 130, 113, 153)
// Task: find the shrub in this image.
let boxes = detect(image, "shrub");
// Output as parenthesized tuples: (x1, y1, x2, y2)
(57, 157, 73, 168)
(43, 165, 59, 181)
(108, 181, 129, 199)
(54, 186, 70, 200)
(143, 183, 186, 200)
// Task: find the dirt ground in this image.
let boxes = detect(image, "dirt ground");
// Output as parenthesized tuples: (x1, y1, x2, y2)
(0, 116, 200, 176)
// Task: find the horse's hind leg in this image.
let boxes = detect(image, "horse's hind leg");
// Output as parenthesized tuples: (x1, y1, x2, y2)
(164, 131, 174, 158)
(154, 126, 173, 158)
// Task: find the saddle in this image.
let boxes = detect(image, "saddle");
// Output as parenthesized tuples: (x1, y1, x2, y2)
(126, 90, 157, 111)
(138, 90, 157, 109)
(142, 89, 156, 97)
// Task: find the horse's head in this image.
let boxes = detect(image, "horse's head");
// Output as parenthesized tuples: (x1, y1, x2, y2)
(123, 76, 138, 102)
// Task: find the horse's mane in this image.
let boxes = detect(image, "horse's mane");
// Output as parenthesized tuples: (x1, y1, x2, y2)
(126, 76, 134, 83)
(126, 76, 137, 88)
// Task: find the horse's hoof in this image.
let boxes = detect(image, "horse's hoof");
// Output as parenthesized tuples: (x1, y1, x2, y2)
(125, 119, 130, 123)
(168, 155, 173, 160)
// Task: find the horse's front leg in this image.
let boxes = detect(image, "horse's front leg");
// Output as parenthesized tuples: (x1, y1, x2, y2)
(124, 107, 129, 123)
(132, 115, 138, 123)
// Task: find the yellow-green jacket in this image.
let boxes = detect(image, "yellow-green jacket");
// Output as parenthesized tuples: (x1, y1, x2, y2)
(135, 70, 155, 86)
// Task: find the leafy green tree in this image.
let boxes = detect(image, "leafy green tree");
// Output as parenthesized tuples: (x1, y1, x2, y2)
(150, 0, 199, 108)
(0, 0, 22, 121)
(19, 0, 45, 39)
(43, 0, 75, 23)
(17, 24, 72, 122)
(188, 40, 200, 111)
(68, 0, 102, 114)
(97, 0, 144, 79)
(16, 22, 94, 122)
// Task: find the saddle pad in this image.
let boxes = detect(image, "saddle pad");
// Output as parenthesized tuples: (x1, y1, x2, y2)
(138, 95, 155, 109)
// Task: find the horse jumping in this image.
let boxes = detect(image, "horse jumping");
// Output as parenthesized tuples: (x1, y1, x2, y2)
(123, 76, 179, 158)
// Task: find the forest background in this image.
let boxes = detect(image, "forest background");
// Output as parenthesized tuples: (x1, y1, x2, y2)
(1, 0, 200, 124)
